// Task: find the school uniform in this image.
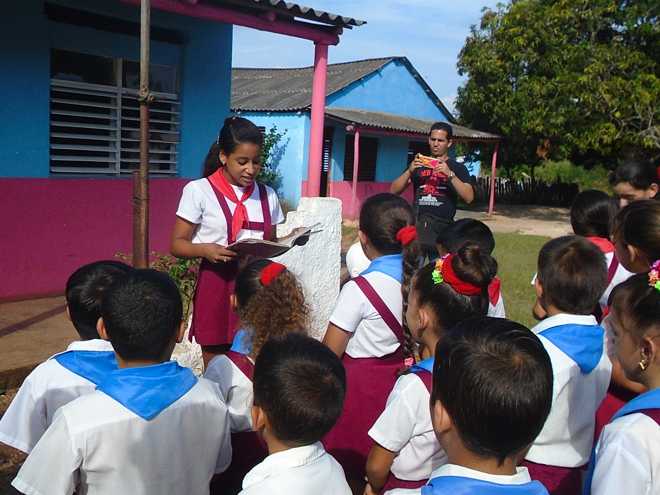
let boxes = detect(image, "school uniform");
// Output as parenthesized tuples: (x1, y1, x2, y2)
(488, 277, 506, 318)
(346, 241, 371, 278)
(177, 176, 284, 346)
(0, 339, 116, 453)
(204, 334, 268, 495)
(369, 358, 447, 493)
(523, 314, 612, 495)
(585, 388, 660, 495)
(239, 442, 351, 495)
(324, 254, 407, 480)
(585, 237, 633, 311)
(12, 361, 232, 495)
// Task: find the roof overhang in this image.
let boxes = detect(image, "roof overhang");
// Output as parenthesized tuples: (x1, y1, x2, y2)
(119, 0, 365, 45)
(325, 107, 501, 143)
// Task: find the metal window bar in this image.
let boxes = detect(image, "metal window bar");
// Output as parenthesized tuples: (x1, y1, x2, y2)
(49, 78, 180, 175)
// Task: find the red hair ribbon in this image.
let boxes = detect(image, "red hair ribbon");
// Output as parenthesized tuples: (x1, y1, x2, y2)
(260, 262, 286, 287)
(441, 254, 483, 296)
(396, 225, 417, 246)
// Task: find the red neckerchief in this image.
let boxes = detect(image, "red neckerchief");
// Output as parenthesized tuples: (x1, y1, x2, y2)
(208, 170, 255, 243)
(586, 236, 615, 254)
(488, 277, 501, 305)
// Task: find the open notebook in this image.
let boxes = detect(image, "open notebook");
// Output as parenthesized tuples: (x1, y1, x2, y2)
(227, 224, 322, 258)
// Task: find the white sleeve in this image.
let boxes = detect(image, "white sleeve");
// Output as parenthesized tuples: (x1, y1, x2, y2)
(368, 375, 419, 453)
(0, 372, 46, 453)
(329, 280, 368, 333)
(488, 297, 506, 318)
(591, 425, 650, 495)
(266, 186, 284, 225)
(11, 410, 80, 495)
(214, 401, 233, 474)
(204, 357, 253, 432)
(176, 182, 203, 224)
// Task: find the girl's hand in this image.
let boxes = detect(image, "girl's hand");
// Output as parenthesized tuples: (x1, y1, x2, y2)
(203, 244, 237, 264)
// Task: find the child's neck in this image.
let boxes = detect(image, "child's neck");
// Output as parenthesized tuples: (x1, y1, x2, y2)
(116, 355, 168, 369)
(448, 446, 518, 477)
(421, 332, 440, 361)
(263, 432, 303, 456)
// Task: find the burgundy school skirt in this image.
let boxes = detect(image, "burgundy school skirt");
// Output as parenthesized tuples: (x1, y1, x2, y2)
(190, 259, 240, 346)
(210, 431, 267, 495)
(382, 473, 427, 493)
(521, 460, 583, 495)
(323, 350, 405, 481)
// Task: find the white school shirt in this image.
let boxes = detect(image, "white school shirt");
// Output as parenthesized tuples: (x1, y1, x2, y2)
(239, 442, 351, 495)
(368, 373, 447, 485)
(488, 296, 506, 318)
(0, 339, 114, 454)
(346, 242, 371, 278)
(388, 464, 536, 495)
(176, 178, 284, 245)
(12, 377, 232, 495)
(525, 313, 612, 467)
(204, 354, 254, 432)
(599, 252, 633, 308)
(330, 271, 402, 358)
(591, 412, 660, 495)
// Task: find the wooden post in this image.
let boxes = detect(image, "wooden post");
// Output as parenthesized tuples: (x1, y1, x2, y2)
(133, 0, 151, 268)
(488, 141, 499, 215)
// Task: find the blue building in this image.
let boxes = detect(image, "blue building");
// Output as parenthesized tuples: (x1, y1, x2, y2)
(0, 0, 362, 299)
(232, 57, 500, 215)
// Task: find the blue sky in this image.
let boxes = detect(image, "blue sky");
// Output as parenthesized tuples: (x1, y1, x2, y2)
(232, 0, 500, 115)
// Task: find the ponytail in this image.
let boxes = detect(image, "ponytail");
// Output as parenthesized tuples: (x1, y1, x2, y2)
(401, 231, 420, 363)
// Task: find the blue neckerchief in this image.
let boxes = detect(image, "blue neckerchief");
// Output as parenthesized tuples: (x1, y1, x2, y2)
(410, 357, 434, 374)
(54, 351, 118, 385)
(96, 361, 197, 421)
(230, 329, 253, 355)
(583, 388, 660, 494)
(360, 254, 403, 283)
(539, 323, 604, 374)
(423, 476, 549, 495)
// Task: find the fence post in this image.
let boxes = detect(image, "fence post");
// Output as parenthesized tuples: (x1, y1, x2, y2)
(487, 142, 499, 215)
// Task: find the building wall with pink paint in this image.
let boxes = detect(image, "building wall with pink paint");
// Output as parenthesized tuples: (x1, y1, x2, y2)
(1, 178, 187, 300)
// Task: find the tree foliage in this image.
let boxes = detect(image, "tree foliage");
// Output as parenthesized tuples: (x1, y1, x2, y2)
(258, 125, 286, 193)
(456, 0, 659, 169)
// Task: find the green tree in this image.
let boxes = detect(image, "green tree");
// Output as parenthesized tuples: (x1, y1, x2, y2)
(258, 125, 287, 193)
(456, 0, 659, 169)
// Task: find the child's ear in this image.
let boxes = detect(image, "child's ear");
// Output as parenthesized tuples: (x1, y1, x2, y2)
(641, 334, 657, 369)
(534, 276, 543, 300)
(430, 398, 452, 436)
(219, 150, 227, 167)
(251, 405, 267, 433)
(97, 317, 109, 341)
(418, 306, 430, 332)
(649, 183, 659, 198)
(627, 244, 649, 269)
(229, 294, 238, 313)
(358, 230, 367, 246)
(65, 304, 72, 323)
(176, 320, 186, 344)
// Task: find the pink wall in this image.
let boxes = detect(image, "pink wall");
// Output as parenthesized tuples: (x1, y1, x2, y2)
(304, 180, 414, 219)
(1, 178, 187, 300)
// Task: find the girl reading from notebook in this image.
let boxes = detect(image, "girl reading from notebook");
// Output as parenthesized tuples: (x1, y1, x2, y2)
(171, 117, 284, 366)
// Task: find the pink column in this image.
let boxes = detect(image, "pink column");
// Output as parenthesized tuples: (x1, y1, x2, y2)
(488, 141, 499, 215)
(350, 128, 360, 218)
(305, 42, 329, 197)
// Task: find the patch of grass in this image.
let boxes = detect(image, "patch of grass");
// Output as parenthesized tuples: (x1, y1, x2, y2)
(493, 233, 550, 328)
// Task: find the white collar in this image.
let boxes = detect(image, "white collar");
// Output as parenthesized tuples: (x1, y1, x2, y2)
(66, 339, 114, 352)
(428, 464, 532, 485)
(531, 313, 597, 335)
(242, 442, 326, 488)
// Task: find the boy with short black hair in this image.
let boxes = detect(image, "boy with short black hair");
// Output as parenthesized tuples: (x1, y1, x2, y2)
(523, 236, 612, 494)
(436, 218, 505, 317)
(240, 333, 350, 494)
(12, 269, 232, 495)
(423, 316, 552, 494)
(0, 260, 131, 454)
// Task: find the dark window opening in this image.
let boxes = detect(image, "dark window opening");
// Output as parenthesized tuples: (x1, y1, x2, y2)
(344, 135, 378, 182)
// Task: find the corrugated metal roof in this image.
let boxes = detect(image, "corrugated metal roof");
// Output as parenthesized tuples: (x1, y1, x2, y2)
(209, 0, 365, 28)
(325, 107, 501, 141)
(231, 57, 395, 111)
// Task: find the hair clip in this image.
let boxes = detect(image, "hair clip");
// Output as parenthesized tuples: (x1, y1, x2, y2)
(649, 260, 660, 291)
(431, 257, 446, 285)
(260, 262, 286, 287)
(396, 225, 417, 246)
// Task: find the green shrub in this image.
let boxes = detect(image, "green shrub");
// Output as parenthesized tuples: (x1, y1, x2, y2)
(258, 126, 286, 193)
(533, 160, 610, 192)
